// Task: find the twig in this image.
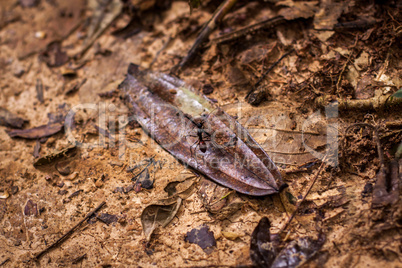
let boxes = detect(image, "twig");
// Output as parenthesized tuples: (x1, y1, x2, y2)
(0, 258, 10, 266)
(174, 0, 237, 72)
(208, 16, 287, 45)
(315, 94, 402, 111)
(71, 253, 87, 264)
(150, 36, 172, 69)
(336, 53, 352, 94)
(36, 78, 44, 103)
(245, 49, 294, 101)
(278, 155, 327, 235)
(34, 201, 106, 260)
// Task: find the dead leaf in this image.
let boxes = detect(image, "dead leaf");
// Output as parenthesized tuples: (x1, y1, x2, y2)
(33, 143, 76, 167)
(198, 178, 244, 219)
(39, 41, 69, 67)
(24, 199, 38, 216)
(164, 171, 198, 197)
(6, 122, 63, 139)
(313, 0, 348, 41)
(271, 234, 326, 268)
(224, 65, 249, 86)
(141, 197, 182, 241)
(120, 65, 284, 196)
(0, 107, 27, 129)
(250, 217, 278, 268)
(355, 74, 375, 99)
(354, 51, 370, 71)
(238, 43, 276, 65)
(277, 1, 319, 20)
(97, 213, 118, 225)
(250, 217, 326, 268)
(185, 225, 216, 254)
(372, 160, 399, 208)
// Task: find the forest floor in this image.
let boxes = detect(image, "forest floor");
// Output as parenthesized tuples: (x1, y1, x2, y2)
(0, 0, 401, 267)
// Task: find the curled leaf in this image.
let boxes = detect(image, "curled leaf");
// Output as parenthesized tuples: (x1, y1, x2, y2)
(198, 178, 244, 219)
(250, 217, 278, 268)
(141, 198, 182, 241)
(271, 234, 326, 268)
(250, 217, 325, 268)
(372, 160, 399, 208)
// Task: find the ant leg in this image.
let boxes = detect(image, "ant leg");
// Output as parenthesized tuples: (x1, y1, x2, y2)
(184, 135, 198, 146)
(189, 140, 199, 168)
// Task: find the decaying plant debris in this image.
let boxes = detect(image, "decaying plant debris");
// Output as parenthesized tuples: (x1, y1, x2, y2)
(250, 217, 325, 268)
(120, 64, 285, 196)
(0, 0, 401, 267)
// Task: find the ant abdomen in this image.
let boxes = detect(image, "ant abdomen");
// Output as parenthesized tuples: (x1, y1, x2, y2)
(199, 140, 207, 153)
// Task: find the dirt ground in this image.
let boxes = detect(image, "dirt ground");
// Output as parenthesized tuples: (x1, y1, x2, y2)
(0, 0, 401, 267)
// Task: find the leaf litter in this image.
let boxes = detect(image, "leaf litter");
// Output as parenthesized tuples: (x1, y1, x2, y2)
(250, 217, 326, 268)
(141, 172, 197, 241)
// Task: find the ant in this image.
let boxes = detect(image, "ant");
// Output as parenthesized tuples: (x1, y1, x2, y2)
(183, 113, 212, 164)
(183, 111, 238, 166)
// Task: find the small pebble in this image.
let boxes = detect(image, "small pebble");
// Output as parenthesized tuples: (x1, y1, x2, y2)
(34, 31, 46, 39)
(95, 180, 103, 188)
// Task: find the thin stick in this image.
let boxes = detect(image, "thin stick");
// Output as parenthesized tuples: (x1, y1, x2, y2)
(245, 49, 294, 100)
(34, 201, 106, 260)
(150, 36, 172, 69)
(208, 16, 287, 45)
(278, 156, 327, 235)
(0, 258, 10, 266)
(336, 53, 352, 94)
(174, 0, 237, 72)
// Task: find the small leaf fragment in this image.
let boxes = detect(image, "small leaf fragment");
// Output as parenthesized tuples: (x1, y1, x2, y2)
(185, 225, 216, 254)
(391, 88, 402, 99)
(24, 199, 38, 216)
(97, 213, 118, 225)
